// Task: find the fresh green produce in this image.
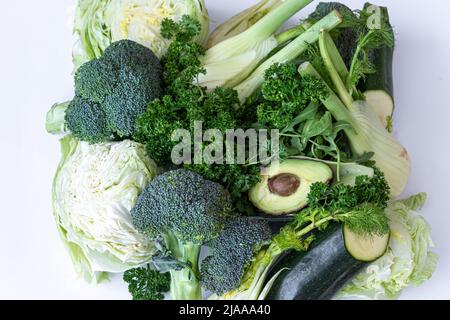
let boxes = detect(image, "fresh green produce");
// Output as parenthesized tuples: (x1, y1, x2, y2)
(338, 193, 438, 299)
(46, 102, 70, 135)
(201, 217, 272, 295)
(249, 159, 333, 215)
(211, 169, 390, 300)
(255, 62, 352, 163)
(134, 15, 261, 201)
(130, 169, 233, 300)
(360, 4, 395, 131)
(73, 0, 209, 69)
(256, 63, 328, 130)
(306, 2, 360, 66)
(199, 0, 313, 89)
(123, 265, 170, 300)
(69, 39, 163, 142)
(206, 0, 282, 48)
(45, 1, 437, 301)
(299, 55, 409, 197)
(234, 10, 343, 103)
(51, 136, 158, 282)
(266, 223, 388, 300)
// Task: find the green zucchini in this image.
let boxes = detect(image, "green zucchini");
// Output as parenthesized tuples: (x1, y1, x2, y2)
(265, 223, 389, 300)
(362, 4, 395, 131)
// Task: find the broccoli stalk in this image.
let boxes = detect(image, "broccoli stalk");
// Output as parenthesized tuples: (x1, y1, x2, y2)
(163, 232, 202, 300)
(131, 169, 233, 300)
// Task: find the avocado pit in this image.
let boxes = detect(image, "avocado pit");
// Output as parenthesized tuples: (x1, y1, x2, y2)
(268, 173, 301, 197)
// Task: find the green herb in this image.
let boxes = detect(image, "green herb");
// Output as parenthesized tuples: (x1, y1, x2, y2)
(255, 62, 352, 163)
(134, 16, 261, 200)
(123, 265, 170, 300)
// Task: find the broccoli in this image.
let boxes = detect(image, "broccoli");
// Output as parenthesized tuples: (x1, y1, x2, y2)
(200, 217, 271, 295)
(130, 169, 233, 300)
(123, 265, 170, 300)
(65, 97, 112, 143)
(65, 39, 163, 141)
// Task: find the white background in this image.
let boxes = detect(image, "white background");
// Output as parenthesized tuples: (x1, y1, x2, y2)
(1, 0, 449, 300)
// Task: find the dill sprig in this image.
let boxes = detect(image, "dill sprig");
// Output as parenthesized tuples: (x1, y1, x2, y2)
(347, 20, 395, 91)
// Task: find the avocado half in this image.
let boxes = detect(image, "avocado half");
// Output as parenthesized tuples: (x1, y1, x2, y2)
(249, 159, 333, 215)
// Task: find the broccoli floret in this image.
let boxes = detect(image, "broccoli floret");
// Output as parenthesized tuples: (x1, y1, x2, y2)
(74, 59, 117, 104)
(200, 217, 271, 295)
(66, 39, 163, 142)
(131, 169, 233, 300)
(65, 97, 112, 143)
(123, 265, 170, 300)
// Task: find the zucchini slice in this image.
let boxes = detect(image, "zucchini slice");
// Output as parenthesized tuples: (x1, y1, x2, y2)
(343, 225, 390, 262)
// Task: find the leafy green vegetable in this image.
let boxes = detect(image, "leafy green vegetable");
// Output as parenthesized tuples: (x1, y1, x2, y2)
(46, 102, 70, 135)
(123, 265, 170, 300)
(307, 167, 390, 212)
(338, 193, 438, 299)
(131, 169, 233, 300)
(255, 62, 350, 162)
(52, 137, 159, 283)
(72, 0, 209, 69)
(346, 19, 394, 93)
(134, 16, 261, 200)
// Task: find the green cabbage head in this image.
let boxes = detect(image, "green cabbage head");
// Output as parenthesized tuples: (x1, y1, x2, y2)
(73, 0, 209, 69)
(338, 193, 438, 299)
(52, 136, 159, 282)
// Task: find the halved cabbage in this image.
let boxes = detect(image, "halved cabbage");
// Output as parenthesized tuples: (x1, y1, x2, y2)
(52, 136, 158, 282)
(73, 0, 209, 69)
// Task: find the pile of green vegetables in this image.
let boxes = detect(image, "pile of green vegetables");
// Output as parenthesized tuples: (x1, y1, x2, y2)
(46, 0, 437, 300)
